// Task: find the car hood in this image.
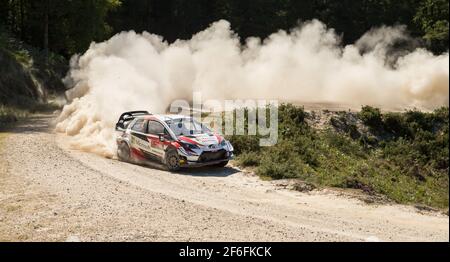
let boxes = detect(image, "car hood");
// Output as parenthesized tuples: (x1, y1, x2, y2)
(178, 133, 223, 146)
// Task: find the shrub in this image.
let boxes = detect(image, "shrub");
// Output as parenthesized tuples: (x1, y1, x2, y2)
(257, 154, 315, 180)
(231, 104, 449, 208)
(279, 103, 307, 125)
(404, 110, 433, 132)
(358, 106, 383, 130)
(383, 112, 411, 138)
(0, 105, 27, 127)
(324, 131, 367, 158)
(227, 135, 261, 155)
(237, 151, 261, 167)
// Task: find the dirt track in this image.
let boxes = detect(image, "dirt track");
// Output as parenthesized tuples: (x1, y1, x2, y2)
(0, 114, 448, 242)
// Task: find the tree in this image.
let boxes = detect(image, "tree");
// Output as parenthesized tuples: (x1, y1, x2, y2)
(2, 0, 448, 56)
(1, 0, 121, 56)
(44, 0, 49, 63)
(414, 0, 449, 52)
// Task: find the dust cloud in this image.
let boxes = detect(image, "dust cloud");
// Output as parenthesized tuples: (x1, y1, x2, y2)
(55, 20, 449, 157)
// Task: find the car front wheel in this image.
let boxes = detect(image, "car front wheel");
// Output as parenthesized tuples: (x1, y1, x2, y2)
(165, 149, 181, 171)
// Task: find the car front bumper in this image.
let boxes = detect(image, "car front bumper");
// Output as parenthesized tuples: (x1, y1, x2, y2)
(178, 149, 234, 167)
(179, 157, 232, 167)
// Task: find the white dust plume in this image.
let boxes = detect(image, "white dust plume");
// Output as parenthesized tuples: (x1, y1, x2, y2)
(55, 20, 449, 157)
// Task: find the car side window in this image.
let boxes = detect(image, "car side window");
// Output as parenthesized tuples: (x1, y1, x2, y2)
(131, 119, 147, 133)
(148, 121, 165, 135)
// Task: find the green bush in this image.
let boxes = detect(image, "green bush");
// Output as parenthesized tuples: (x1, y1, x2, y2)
(257, 143, 316, 180)
(227, 135, 261, 155)
(383, 112, 411, 138)
(279, 103, 307, 124)
(358, 106, 383, 131)
(0, 105, 28, 127)
(237, 151, 261, 167)
(232, 104, 449, 209)
(324, 131, 367, 158)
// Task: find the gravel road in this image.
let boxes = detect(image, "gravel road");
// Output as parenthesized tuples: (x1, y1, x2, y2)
(0, 114, 448, 241)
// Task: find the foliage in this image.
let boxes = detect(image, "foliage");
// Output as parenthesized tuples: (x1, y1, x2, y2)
(1, 0, 448, 57)
(230, 104, 449, 208)
(0, 100, 61, 128)
(0, 105, 27, 127)
(236, 151, 260, 167)
(0, 0, 121, 56)
(358, 106, 383, 131)
(0, 27, 67, 105)
(414, 0, 449, 52)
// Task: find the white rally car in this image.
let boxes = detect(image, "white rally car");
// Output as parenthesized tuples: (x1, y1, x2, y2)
(115, 111, 234, 171)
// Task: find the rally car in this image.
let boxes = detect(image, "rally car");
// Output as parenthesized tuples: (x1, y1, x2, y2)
(115, 111, 234, 171)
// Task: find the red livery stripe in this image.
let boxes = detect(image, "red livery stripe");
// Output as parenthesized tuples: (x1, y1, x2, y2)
(214, 134, 224, 143)
(178, 136, 200, 145)
(131, 147, 146, 160)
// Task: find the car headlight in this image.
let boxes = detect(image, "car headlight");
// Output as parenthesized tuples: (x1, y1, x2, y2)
(181, 142, 200, 151)
(227, 141, 234, 152)
(221, 140, 233, 151)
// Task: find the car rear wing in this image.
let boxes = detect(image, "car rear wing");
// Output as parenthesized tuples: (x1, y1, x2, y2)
(116, 111, 151, 131)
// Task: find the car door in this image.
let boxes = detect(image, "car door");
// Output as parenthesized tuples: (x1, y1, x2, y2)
(147, 120, 167, 160)
(130, 119, 152, 156)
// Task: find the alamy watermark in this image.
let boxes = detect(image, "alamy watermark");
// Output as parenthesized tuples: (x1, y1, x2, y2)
(169, 92, 278, 146)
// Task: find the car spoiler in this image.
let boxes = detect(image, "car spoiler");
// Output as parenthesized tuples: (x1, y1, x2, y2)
(116, 111, 151, 131)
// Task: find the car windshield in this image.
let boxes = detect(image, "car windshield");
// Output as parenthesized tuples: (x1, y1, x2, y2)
(166, 118, 211, 136)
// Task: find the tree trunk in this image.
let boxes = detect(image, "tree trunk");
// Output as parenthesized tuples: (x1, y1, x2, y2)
(10, 0, 17, 33)
(19, 0, 24, 39)
(44, 0, 49, 65)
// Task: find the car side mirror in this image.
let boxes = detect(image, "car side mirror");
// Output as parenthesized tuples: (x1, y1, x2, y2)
(158, 133, 167, 142)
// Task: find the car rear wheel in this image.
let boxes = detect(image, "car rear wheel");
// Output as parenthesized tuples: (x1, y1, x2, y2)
(165, 149, 180, 171)
(118, 142, 131, 162)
